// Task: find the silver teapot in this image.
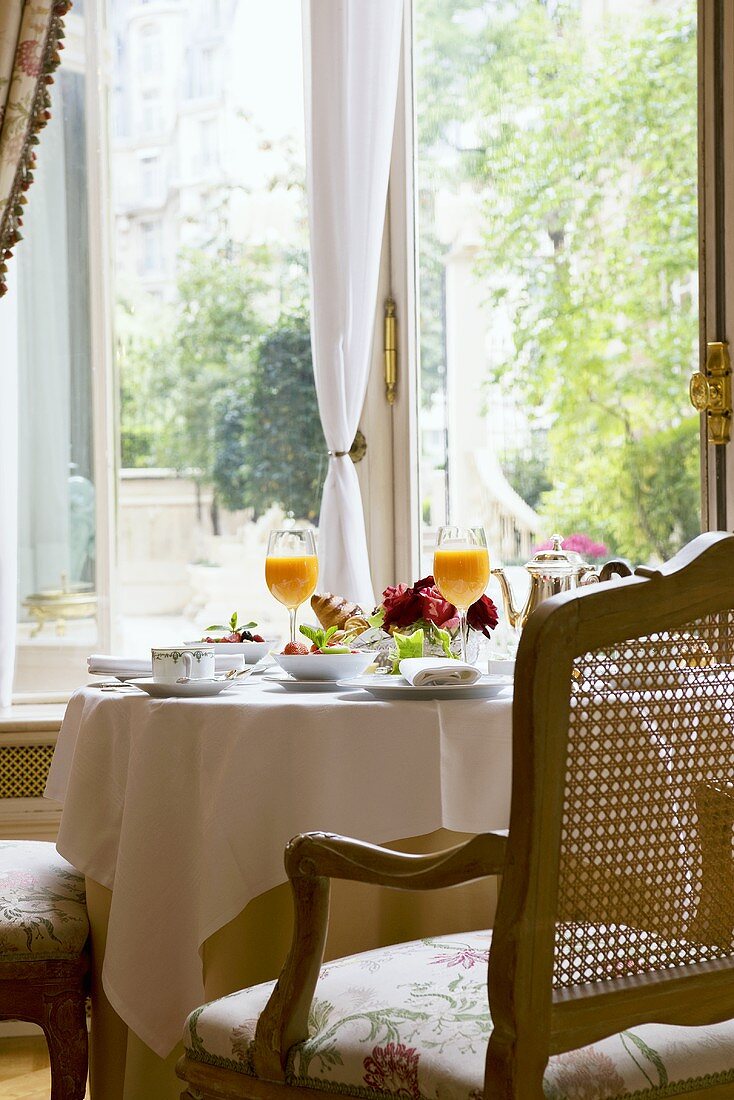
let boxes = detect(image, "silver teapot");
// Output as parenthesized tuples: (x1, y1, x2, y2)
(493, 534, 632, 630)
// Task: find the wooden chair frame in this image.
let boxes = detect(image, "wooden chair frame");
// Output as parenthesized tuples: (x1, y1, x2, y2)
(178, 533, 734, 1100)
(0, 954, 89, 1099)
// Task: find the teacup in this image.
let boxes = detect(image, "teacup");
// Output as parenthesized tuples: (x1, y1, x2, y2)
(151, 645, 215, 683)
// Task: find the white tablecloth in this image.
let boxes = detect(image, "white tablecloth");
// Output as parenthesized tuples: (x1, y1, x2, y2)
(45, 680, 513, 1058)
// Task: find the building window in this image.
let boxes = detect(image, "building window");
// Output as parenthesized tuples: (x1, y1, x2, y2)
(139, 221, 163, 274)
(140, 154, 160, 201)
(139, 23, 161, 75)
(198, 118, 217, 169)
(140, 88, 162, 135)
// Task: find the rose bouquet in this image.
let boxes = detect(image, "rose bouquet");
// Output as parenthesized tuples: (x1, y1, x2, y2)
(371, 576, 498, 666)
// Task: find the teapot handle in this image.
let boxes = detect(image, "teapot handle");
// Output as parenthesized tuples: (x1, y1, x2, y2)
(598, 558, 633, 582)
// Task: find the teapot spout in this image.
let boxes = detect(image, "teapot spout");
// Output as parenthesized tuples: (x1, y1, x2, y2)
(492, 568, 524, 629)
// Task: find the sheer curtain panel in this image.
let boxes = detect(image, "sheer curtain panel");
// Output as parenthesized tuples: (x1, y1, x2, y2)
(0, 0, 70, 704)
(302, 0, 403, 609)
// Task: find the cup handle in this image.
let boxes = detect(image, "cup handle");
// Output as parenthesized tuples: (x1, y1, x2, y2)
(182, 653, 193, 679)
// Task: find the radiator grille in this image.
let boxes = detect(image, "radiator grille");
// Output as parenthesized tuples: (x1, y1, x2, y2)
(0, 744, 55, 799)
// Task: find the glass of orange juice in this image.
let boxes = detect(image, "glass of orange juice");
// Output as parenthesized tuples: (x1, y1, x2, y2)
(433, 526, 490, 663)
(265, 529, 318, 647)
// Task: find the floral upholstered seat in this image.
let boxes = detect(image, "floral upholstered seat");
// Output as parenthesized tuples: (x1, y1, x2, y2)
(0, 840, 89, 960)
(183, 929, 734, 1099)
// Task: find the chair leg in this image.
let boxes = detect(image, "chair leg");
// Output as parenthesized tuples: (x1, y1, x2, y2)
(42, 986, 88, 1100)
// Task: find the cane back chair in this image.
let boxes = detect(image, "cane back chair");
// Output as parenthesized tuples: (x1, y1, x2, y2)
(178, 532, 734, 1099)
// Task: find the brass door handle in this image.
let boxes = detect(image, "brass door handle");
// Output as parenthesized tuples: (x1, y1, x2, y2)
(690, 341, 731, 445)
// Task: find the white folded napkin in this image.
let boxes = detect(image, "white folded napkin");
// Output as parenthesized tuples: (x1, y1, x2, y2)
(398, 658, 482, 687)
(87, 653, 244, 680)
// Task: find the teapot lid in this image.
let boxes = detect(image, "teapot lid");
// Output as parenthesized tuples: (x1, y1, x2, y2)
(525, 534, 589, 576)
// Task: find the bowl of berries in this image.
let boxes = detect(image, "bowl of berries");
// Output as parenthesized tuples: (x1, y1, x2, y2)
(190, 612, 278, 664)
(272, 625, 374, 681)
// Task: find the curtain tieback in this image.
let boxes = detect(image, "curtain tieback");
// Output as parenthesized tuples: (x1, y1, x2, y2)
(327, 449, 350, 458)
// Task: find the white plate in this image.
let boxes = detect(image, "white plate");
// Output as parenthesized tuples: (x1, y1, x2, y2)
(186, 640, 278, 664)
(263, 672, 348, 693)
(126, 677, 236, 699)
(337, 674, 514, 700)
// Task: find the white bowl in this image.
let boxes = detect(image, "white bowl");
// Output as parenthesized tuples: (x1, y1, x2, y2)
(186, 640, 278, 664)
(271, 651, 374, 681)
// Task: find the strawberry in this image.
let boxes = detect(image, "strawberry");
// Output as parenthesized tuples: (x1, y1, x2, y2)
(283, 641, 308, 655)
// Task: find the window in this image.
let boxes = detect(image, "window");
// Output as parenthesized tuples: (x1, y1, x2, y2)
(139, 154, 161, 201)
(199, 47, 216, 97)
(139, 23, 161, 75)
(139, 220, 163, 274)
(114, 0, 319, 653)
(411, 0, 699, 576)
(9, 0, 728, 699)
(13, 17, 101, 694)
(140, 88, 162, 135)
(198, 117, 218, 169)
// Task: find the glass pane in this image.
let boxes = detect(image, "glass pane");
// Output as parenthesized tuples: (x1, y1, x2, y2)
(415, 0, 699, 603)
(111, 0, 320, 651)
(15, 59, 99, 691)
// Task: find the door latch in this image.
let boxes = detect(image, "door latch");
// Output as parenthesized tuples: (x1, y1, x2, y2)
(690, 341, 732, 445)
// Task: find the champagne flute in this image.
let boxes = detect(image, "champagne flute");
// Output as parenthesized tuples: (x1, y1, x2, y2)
(433, 526, 490, 663)
(265, 529, 318, 647)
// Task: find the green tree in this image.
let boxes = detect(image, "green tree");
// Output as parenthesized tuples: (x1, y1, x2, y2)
(417, 0, 700, 561)
(158, 248, 268, 478)
(213, 314, 326, 521)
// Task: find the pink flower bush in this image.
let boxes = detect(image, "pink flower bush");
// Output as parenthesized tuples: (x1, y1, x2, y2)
(534, 533, 609, 560)
(363, 1042, 421, 1100)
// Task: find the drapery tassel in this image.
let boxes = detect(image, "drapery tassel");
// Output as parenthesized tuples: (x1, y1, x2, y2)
(0, 0, 72, 298)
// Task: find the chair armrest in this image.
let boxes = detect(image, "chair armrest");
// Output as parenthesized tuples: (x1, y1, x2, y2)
(252, 831, 506, 1080)
(285, 830, 507, 890)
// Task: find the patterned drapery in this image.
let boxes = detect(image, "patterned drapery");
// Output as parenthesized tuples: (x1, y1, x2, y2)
(0, 0, 70, 298)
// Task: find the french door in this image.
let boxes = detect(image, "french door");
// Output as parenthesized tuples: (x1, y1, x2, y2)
(365, 0, 734, 589)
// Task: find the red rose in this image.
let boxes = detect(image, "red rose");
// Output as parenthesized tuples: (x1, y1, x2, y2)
(416, 582, 456, 628)
(381, 582, 425, 631)
(467, 594, 499, 637)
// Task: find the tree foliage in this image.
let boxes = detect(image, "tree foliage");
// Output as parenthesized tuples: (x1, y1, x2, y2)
(417, 0, 700, 561)
(118, 246, 324, 525)
(213, 315, 325, 521)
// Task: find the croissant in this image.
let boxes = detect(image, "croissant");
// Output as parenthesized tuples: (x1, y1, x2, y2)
(311, 593, 363, 630)
(344, 615, 371, 635)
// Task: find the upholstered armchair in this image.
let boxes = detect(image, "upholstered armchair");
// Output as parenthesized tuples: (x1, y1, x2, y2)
(178, 532, 734, 1099)
(0, 841, 89, 1098)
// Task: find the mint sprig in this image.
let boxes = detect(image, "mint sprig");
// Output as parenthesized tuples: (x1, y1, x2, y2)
(205, 611, 257, 633)
(299, 624, 339, 651)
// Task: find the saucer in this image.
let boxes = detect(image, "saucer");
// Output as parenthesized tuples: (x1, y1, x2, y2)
(127, 677, 235, 699)
(263, 672, 346, 693)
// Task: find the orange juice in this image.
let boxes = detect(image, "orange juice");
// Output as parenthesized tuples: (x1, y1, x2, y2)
(265, 554, 319, 609)
(433, 546, 490, 609)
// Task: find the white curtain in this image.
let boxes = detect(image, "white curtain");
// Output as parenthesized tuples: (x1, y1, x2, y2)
(302, 0, 403, 610)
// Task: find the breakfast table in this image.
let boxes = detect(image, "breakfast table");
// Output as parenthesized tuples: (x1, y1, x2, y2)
(45, 674, 514, 1099)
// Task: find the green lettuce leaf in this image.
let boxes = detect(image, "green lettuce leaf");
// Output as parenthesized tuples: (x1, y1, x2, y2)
(368, 606, 385, 629)
(391, 628, 424, 673)
(432, 625, 457, 659)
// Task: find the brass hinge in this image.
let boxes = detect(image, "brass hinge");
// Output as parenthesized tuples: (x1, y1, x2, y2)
(384, 297, 397, 404)
(690, 341, 732, 445)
